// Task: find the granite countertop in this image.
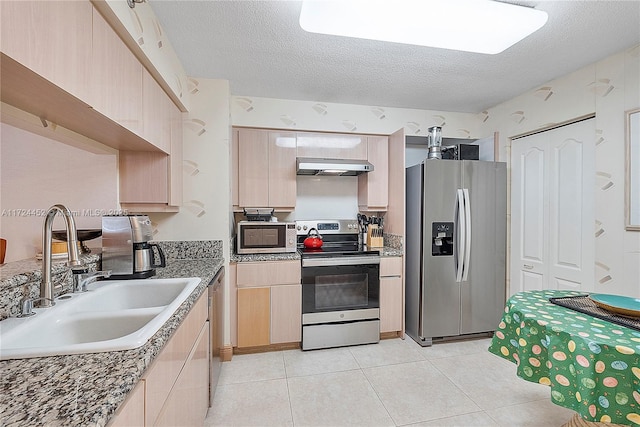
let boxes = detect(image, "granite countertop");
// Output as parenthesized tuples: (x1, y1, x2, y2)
(0, 258, 224, 427)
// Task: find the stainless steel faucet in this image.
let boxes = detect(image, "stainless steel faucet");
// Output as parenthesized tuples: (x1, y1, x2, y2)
(39, 204, 85, 308)
(73, 270, 112, 293)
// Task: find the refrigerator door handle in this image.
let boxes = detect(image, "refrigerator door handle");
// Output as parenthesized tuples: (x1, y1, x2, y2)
(462, 188, 472, 282)
(456, 189, 465, 283)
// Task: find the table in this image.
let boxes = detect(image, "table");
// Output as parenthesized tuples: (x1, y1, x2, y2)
(489, 290, 640, 426)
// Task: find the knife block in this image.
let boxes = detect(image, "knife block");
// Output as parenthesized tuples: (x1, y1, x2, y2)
(366, 225, 384, 248)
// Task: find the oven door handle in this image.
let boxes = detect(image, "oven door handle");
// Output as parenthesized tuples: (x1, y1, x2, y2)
(302, 256, 381, 267)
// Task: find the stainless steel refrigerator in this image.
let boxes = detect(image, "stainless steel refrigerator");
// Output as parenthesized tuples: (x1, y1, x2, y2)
(405, 159, 507, 346)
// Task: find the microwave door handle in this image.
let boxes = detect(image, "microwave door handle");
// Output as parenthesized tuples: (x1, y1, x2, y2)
(456, 189, 465, 283)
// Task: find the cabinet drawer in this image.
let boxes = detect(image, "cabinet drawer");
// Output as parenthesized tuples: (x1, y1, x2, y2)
(380, 256, 403, 277)
(236, 261, 301, 287)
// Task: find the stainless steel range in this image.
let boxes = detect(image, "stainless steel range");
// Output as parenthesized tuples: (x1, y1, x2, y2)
(297, 219, 380, 351)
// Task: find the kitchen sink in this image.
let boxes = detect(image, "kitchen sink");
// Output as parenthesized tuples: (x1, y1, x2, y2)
(0, 277, 201, 360)
(80, 279, 193, 311)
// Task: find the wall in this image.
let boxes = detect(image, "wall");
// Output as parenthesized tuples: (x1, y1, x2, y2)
(480, 44, 640, 297)
(231, 96, 484, 138)
(147, 78, 231, 258)
(0, 123, 118, 263)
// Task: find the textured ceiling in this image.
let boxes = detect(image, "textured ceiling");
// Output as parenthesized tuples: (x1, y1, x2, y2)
(150, 0, 640, 113)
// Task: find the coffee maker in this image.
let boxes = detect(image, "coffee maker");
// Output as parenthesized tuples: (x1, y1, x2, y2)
(101, 215, 165, 279)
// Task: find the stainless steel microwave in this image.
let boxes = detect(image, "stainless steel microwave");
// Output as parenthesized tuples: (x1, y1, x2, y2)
(236, 221, 297, 254)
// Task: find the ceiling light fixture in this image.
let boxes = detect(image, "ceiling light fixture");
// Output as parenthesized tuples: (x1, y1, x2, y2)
(299, 0, 548, 54)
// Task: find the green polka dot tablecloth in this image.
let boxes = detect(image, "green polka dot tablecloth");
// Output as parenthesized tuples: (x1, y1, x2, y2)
(489, 290, 640, 426)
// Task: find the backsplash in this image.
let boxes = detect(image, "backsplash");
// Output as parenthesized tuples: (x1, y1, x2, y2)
(156, 240, 223, 261)
(0, 240, 223, 321)
(383, 233, 403, 251)
(0, 254, 100, 320)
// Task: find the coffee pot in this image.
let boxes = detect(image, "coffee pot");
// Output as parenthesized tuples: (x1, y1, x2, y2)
(102, 215, 165, 279)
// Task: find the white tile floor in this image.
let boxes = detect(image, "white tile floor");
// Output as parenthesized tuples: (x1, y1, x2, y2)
(205, 337, 576, 427)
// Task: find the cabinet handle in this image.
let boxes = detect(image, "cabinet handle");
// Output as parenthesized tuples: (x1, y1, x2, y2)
(523, 264, 534, 270)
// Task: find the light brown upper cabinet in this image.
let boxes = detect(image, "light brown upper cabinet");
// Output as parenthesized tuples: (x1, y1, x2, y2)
(142, 69, 172, 154)
(358, 135, 389, 211)
(119, 100, 183, 211)
(237, 129, 297, 210)
(1, 0, 93, 103)
(296, 132, 367, 160)
(0, 1, 178, 154)
(91, 7, 144, 137)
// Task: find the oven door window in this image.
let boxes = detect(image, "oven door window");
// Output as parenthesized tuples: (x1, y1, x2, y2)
(302, 264, 379, 313)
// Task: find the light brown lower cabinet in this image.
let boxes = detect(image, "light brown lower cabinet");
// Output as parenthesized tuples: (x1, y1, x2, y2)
(109, 380, 145, 427)
(154, 322, 209, 426)
(380, 277, 403, 333)
(108, 292, 209, 427)
(379, 256, 404, 334)
(270, 284, 302, 344)
(237, 287, 271, 347)
(235, 261, 302, 349)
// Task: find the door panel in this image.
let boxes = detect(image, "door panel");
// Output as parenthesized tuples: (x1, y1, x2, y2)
(522, 270, 544, 291)
(511, 118, 595, 294)
(553, 277, 582, 291)
(551, 138, 589, 282)
(521, 148, 546, 266)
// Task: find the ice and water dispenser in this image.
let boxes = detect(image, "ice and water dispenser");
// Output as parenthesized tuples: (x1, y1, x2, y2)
(431, 222, 454, 256)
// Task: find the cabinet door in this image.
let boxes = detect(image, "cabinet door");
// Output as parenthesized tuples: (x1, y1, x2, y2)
(358, 136, 389, 211)
(238, 129, 269, 207)
(169, 103, 184, 206)
(296, 132, 367, 160)
(0, 0, 92, 102)
(380, 277, 403, 333)
(268, 132, 297, 209)
(380, 257, 403, 334)
(109, 380, 145, 427)
(154, 322, 210, 427)
(144, 293, 208, 425)
(237, 287, 270, 347)
(119, 151, 169, 204)
(230, 264, 238, 347)
(142, 69, 172, 153)
(91, 7, 143, 135)
(271, 285, 302, 344)
(232, 130, 240, 208)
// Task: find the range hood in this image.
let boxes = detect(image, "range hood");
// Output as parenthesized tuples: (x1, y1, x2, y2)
(296, 157, 374, 176)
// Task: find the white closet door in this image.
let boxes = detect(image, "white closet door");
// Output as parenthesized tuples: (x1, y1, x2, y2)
(510, 118, 595, 294)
